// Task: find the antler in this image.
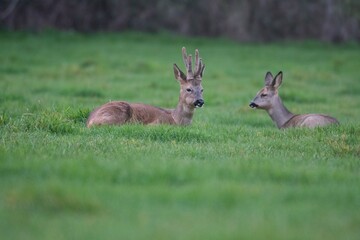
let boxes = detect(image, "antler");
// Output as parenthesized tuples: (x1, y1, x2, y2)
(182, 47, 204, 80)
(182, 47, 193, 80)
(194, 49, 199, 75)
(195, 54, 204, 79)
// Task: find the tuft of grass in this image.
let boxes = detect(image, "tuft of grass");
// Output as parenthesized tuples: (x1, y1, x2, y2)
(0, 112, 10, 126)
(15, 108, 82, 134)
(67, 108, 91, 124)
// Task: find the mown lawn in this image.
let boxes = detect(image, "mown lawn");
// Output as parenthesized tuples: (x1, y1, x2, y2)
(0, 31, 359, 240)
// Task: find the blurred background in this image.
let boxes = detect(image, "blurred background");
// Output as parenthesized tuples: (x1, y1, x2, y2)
(1, 0, 359, 43)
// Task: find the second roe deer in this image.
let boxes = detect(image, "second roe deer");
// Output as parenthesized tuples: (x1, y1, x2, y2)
(87, 47, 205, 127)
(249, 71, 339, 129)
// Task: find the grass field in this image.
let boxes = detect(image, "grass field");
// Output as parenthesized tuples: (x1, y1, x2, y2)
(0, 31, 359, 240)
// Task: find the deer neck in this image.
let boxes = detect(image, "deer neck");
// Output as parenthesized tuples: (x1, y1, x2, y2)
(267, 95, 294, 129)
(172, 99, 194, 125)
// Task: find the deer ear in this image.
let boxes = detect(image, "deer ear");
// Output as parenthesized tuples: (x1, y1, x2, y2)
(271, 71, 283, 88)
(264, 72, 273, 86)
(173, 64, 186, 82)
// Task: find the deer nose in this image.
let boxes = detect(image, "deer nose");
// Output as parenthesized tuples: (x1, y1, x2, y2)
(249, 102, 258, 108)
(194, 99, 204, 108)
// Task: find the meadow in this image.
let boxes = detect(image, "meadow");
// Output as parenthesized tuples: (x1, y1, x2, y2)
(0, 31, 359, 240)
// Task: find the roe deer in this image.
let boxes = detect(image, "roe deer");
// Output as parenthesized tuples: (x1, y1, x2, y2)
(87, 47, 205, 127)
(249, 71, 339, 129)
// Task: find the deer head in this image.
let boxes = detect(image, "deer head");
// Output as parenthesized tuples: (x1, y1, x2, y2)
(249, 71, 283, 110)
(173, 47, 205, 109)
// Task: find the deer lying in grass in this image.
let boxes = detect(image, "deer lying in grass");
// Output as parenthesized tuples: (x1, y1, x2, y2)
(249, 71, 339, 129)
(87, 47, 205, 127)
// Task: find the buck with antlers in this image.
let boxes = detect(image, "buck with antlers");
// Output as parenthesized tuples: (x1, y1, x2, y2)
(86, 47, 205, 127)
(249, 71, 339, 129)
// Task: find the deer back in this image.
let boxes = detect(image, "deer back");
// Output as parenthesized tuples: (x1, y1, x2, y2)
(282, 114, 339, 128)
(86, 101, 175, 127)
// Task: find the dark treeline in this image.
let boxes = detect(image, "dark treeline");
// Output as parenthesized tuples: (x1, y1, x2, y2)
(1, 0, 359, 42)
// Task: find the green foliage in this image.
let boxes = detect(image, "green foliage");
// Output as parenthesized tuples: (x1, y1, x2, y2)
(0, 32, 359, 240)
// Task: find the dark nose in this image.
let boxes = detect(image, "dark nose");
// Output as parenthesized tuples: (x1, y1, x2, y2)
(194, 99, 204, 108)
(249, 102, 258, 108)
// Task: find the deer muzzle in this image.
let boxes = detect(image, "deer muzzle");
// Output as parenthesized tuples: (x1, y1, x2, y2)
(249, 102, 258, 108)
(194, 99, 204, 108)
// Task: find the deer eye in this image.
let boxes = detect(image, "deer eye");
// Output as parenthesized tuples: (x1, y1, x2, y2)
(260, 93, 267, 97)
(201, 89, 204, 92)
(186, 88, 192, 92)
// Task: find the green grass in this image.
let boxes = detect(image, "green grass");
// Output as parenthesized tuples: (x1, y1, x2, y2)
(0, 31, 359, 240)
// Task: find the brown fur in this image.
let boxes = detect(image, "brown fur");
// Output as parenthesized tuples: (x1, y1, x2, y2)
(86, 101, 175, 126)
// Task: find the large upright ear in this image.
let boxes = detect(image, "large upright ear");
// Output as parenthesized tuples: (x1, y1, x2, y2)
(264, 71, 273, 86)
(271, 71, 283, 88)
(173, 64, 186, 83)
